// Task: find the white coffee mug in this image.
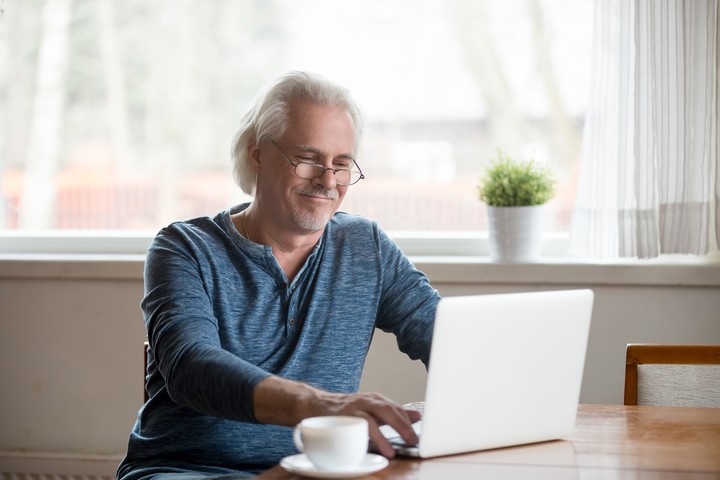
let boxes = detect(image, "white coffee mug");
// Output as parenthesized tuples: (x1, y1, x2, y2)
(293, 416, 369, 471)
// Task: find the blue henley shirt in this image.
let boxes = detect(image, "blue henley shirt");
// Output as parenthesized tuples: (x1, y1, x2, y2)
(117, 204, 440, 479)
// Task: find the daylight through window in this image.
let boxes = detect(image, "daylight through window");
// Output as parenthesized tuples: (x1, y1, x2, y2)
(0, 0, 593, 233)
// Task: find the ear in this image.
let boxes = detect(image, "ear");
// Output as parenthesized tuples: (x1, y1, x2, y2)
(248, 144, 261, 173)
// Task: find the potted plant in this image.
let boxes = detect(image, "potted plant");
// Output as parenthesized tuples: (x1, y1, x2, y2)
(477, 149, 555, 262)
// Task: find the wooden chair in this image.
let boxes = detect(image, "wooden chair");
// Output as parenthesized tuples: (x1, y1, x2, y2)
(624, 344, 720, 407)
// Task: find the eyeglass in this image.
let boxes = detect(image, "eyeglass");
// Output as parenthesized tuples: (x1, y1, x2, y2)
(270, 140, 365, 186)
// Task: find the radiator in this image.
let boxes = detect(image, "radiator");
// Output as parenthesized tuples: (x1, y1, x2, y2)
(0, 453, 119, 480)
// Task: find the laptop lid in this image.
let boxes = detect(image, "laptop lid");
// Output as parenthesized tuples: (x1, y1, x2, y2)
(412, 289, 594, 458)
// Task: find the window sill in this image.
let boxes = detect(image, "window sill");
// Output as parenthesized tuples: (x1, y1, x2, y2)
(0, 230, 717, 285)
(0, 254, 145, 280)
(410, 255, 720, 287)
(0, 252, 717, 287)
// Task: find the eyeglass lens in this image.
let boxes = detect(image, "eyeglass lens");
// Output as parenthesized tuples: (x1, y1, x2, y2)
(294, 163, 361, 185)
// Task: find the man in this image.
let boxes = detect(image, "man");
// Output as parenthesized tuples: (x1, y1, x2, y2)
(118, 71, 440, 479)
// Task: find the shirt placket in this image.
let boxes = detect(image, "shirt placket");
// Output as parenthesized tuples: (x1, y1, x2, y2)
(285, 283, 300, 332)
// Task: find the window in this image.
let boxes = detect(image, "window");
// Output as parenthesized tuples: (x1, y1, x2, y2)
(0, 0, 592, 237)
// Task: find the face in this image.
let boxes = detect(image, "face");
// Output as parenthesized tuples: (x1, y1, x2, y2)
(251, 100, 356, 234)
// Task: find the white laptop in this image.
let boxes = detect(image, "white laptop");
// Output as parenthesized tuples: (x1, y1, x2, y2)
(381, 289, 594, 458)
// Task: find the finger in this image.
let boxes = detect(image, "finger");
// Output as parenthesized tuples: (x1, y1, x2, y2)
(359, 396, 420, 446)
(405, 408, 422, 424)
(395, 421, 419, 447)
(366, 418, 397, 459)
(375, 409, 419, 447)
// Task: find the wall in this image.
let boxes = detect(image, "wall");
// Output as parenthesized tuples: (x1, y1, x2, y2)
(1, 258, 718, 465)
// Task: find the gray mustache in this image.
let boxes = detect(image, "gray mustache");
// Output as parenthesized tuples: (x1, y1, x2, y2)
(294, 187, 339, 201)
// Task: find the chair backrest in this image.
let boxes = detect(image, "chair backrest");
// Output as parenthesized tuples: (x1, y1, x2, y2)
(624, 344, 720, 407)
(143, 341, 149, 403)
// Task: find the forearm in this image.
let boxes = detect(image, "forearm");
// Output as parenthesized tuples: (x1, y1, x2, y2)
(253, 375, 327, 426)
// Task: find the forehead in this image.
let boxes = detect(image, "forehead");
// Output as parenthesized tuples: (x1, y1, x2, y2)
(284, 100, 356, 152)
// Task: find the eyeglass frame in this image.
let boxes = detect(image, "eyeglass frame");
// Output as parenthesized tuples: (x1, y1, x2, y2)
(269, 139, 366, 186)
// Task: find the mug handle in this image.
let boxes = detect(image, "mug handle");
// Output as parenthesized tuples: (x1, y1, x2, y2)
(293, 424, 305, 452)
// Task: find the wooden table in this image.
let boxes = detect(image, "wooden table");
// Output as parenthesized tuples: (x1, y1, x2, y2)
(256, 404, 720, 479)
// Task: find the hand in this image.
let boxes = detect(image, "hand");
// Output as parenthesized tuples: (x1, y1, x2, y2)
(253, 376, 421, 458)
(311, 390, 421, 459)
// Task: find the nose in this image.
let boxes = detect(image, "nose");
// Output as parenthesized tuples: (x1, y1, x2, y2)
(311, 167, 338, 189)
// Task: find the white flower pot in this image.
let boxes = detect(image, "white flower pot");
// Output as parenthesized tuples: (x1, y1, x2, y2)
(487, 205, 544, 262)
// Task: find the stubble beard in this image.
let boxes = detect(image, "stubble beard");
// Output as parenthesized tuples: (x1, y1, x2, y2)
(291, 186, 340, 231)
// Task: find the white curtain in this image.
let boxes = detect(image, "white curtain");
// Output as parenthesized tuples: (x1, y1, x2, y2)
(570, 0, 719, 258)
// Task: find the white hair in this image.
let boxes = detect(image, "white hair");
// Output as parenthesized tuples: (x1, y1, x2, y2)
(229, 71, 364, 196)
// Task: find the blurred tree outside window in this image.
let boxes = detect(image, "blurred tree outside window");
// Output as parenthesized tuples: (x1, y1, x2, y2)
(0, 0, 592, 234)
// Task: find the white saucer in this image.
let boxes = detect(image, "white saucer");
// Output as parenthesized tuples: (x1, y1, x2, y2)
(279, 453, 389, 478)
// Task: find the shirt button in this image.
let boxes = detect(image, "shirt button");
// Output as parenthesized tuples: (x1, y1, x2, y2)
(289, 318, 296, 325)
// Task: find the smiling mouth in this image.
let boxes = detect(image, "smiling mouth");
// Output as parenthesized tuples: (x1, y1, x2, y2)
(294, 187, 339, 201)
